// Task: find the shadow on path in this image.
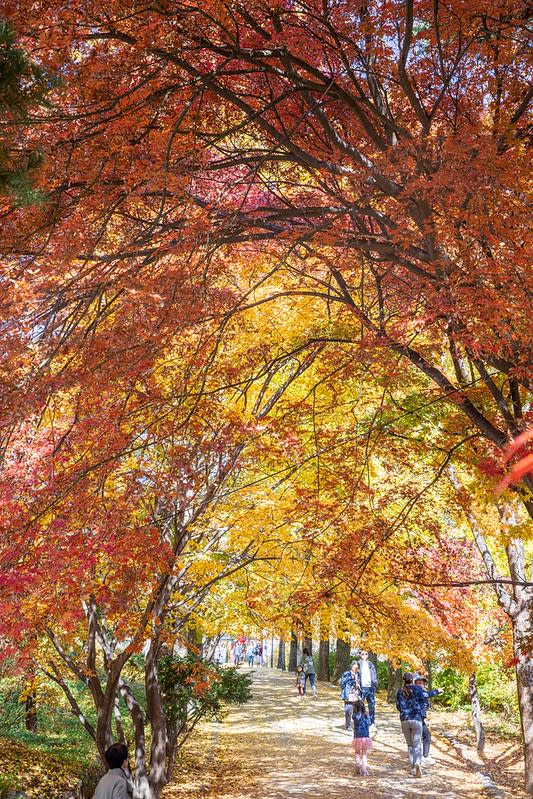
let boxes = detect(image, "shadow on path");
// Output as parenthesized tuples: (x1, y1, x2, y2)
(166, 667, 491, 799)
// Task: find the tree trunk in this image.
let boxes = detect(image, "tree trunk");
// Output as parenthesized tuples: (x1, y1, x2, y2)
(114, 696, 126, 744)
(277, 639, 286, 670)
(332, 638, 351, 683)
(145, 642, 168, 797)
(317, 637, 330, 682)
(288, 629, 298, 672)
(95, 698, 115, 761)
(387, 661, 403, 704)
(24, 687, 37, 733)
(513, 602, 533, 794)
(133, 774, 154, 799)
(119, 678, 152, 799)
(201, 635, 219, 663)
(468, 672, 485, 753)
(505, 537, 533, 795)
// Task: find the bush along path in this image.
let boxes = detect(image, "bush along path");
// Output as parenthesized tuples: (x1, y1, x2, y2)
(163, 667, 520, 799)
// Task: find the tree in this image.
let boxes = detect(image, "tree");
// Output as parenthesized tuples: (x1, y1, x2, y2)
(288, 630, 298, 672)
(1, 0, 531, 789)
(317, 612, 330, 682)
(157, 654, 252, 779)
(2, 2, 530, 507)
(0, 322, 319, 797)
(276, 639, 286, 671)
(454, 482, 533, 783)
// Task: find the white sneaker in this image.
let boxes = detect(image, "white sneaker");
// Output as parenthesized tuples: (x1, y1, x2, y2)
(423, 756, 434, 765)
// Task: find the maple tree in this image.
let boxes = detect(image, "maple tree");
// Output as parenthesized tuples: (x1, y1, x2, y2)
(0, 309, 324, 797)
(0, 0, 532, 794)
(235, 360, 493, 665)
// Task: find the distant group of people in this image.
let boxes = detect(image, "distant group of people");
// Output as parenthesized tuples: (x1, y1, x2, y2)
(339, 650, 378, 728)
(214, 637, 265, 667)
(296, 649, 441, 780)
(246, 641, 265, 667)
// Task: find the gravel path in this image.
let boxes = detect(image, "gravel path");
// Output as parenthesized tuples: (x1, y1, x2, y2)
(164, 667, 492, 799)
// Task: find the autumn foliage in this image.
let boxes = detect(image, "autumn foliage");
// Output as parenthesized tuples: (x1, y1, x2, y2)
(0, 1, 532, 796)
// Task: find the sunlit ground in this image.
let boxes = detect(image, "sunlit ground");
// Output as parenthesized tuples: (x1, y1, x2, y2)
(164, 668, 515, 799)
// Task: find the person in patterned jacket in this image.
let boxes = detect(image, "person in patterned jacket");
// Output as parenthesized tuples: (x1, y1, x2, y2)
(396, 672, 427, 778)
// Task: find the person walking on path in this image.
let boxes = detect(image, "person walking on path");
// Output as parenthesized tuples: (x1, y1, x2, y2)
(358, 649, 378, 727)
(246, 642, 254, 667)
(301, 647, 318, 696)
(351, 699, 373, 777)
(295, 664, 306, 696)
(415, 674, 442, 765)
(396, 672, 427, 778)
(340, 661, 362, 730)
(93, 743, 133, 799)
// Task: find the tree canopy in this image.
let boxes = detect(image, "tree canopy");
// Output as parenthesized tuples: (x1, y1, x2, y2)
(0, 2, 531, 796)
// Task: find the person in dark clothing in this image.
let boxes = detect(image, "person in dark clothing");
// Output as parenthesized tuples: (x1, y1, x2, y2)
(300, 647, 317, 696)
(396, 672, 427, 778)
(351, 699, 372, 776)
(340, 661, 362, 729)
(415, 674, 442, 764)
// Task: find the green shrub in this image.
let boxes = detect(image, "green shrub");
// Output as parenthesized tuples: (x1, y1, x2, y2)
(158, 654, 253, 729)
(475, 664, 518, 717)
(376, 659, 388, 688)
(0, 683, 24, 737)
(431, 664, 518, 719)
(431, 668, 469, 709)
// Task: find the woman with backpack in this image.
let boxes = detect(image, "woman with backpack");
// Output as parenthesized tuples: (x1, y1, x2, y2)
(301, 647, 318, 696)
(395, 672, 427, 778)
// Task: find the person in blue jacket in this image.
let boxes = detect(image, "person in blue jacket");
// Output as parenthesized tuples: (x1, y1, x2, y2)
(340, 661, 361, 729)
(396, 672, 427, 778)
(351, 699, 372, 776)
(415, 674, 442, 764)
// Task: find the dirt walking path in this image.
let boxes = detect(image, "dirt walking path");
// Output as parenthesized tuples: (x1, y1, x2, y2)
(164, 667, 514, 799)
